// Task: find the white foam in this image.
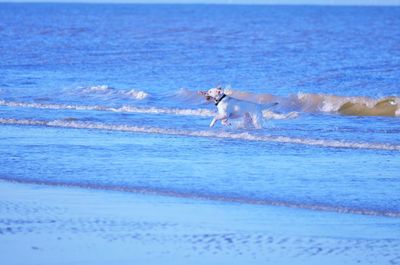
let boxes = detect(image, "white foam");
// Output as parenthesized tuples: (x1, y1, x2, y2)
(115, 105, 214, 116)
(320, 98, 346, 112)
(0, 100, 214, 117)
(1, 118, 399, 151)
(263, 110, 299, 120)
(296, 93, 346, 112)
(0, 100, 301, 120)
(125, 89, 149, 100)
(81, 85, 113, 93)
(79, 85, 149, 100)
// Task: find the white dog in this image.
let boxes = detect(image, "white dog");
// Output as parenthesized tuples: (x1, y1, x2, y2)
(200, 87, 266, 128)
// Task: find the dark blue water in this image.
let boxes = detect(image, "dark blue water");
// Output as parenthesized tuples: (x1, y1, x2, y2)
(0, 3, 399, 216)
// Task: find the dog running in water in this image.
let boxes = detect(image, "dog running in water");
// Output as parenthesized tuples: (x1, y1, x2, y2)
(199, 87, 275, 129)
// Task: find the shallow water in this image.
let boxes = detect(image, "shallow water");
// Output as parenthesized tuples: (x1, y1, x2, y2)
(1, 181, 400, 265)
(0, 4, 399, 216)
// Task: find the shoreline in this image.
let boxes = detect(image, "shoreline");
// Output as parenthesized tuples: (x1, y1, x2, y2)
(1, 180, 399, 265)
(1, 176, 399, 218)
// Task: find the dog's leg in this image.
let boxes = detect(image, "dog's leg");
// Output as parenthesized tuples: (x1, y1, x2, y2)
(251, 113, 262, 129)
(243, 113, 252, 127)
(210, 117, 218, 127)
(221, 119, 231, 126)
(210, 114, 227, 127)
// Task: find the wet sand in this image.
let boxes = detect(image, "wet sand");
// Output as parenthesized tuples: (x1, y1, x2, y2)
(1, 180, 399, 265)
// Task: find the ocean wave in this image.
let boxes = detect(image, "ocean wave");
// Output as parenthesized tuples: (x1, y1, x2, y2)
(0, 100, 215, 117)
(0, 100, 294, 120)
(2, 88, 399, 119)
(1, 177, 399, 218)
(295, 93, 400, 117)
(79, 85, 150, 100)
(182, 88, 400, 117)
(125, 89, 149, 100)
(81, 85, 112, 93)
(262, 110, 299, 120)
(1, 118, 399, 151)
(229, 90, 399, 117)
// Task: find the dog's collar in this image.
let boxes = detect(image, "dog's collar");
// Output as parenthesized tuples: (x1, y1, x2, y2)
(214, 93, 227, 106)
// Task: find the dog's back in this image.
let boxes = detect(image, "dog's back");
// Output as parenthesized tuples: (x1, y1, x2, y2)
(219, 97, 263, 128)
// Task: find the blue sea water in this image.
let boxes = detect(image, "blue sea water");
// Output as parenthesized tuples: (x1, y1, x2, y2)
(0, 3, 399, 216)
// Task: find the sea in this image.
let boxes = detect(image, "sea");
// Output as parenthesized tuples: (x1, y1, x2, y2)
(0, 3, 399, 217)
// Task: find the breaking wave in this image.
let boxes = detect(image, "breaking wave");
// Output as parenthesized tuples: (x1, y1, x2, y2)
(78, 85, 150, 100)
(1, 118, 399, 151)
(130, 87, 399, 117)
(0, 100, 214, 117)
(197, 89, 400, 117)
(294, 93, 400, 117)
(2, 87, 399, 118)
(0, 100, 295, 119)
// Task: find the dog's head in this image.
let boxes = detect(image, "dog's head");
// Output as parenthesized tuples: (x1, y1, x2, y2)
(198, 86, 224, 101)
(205, 86, 224, 100)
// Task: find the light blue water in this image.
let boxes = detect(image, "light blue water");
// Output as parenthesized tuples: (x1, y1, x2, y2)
(0, 4, 399, 216)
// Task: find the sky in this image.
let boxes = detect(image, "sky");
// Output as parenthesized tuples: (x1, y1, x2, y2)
(2, 0, 400, 4)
